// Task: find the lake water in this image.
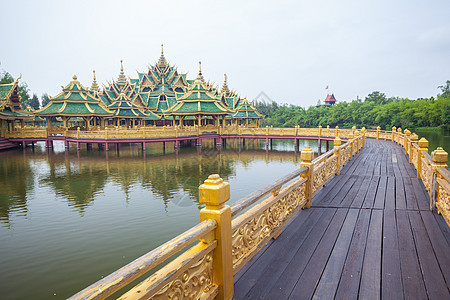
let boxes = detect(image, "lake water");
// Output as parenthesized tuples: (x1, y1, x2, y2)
(0, 138, 327, 299)
(413, 127, 450, 155)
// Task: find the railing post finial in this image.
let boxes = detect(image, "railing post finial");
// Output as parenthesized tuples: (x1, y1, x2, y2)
(392, 126, 396, 142)
(300, 147, 314, 209)
(376, 126, 381, 140)
(199, 174, 233, 299)
(335, 125, 339, 137)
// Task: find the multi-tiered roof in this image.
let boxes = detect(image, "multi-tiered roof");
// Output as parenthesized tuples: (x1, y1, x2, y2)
(36, 75, 112, 117)
(164, 62, 231, 117)
(0, 76, 31, 121)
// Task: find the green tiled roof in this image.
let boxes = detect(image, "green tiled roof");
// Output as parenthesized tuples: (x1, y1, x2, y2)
(36, 76, 113, 116)
(0, 84, 14, 100)
(232, 99, 264, 119)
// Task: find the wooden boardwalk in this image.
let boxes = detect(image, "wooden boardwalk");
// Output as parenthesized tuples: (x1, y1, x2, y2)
(234, 139, 450, 299)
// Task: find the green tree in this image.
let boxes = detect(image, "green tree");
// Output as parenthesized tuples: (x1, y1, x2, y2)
(41, 93, 50, 107)
(438, 80, 450, 98)
(29, 93, 40, 110)
(365, 91, 387, 104)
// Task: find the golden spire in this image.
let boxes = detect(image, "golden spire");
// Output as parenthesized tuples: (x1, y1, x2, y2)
(117, 59, 127, 86)
(221, 73, 230, 94)
(194, 61, 205, 84)
(90, 70, 100, 92)
(157, 43, 168, 68)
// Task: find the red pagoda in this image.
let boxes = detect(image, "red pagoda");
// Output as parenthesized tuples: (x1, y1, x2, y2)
(324, 94, 337, 105)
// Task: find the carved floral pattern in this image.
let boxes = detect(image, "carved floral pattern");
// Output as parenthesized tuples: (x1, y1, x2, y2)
(153, 252, 215, 299)
(421, 160, 432, 192)
(341, 146, 352, 167)
(231, 183, 306, 269)
(437, 183, 450, 225)
(312, 156, 338, 195)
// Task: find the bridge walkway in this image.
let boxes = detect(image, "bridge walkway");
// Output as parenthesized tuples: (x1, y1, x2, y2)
(234, 139, 450, 299)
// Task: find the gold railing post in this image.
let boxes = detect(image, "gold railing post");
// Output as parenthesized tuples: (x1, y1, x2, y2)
(266, 126, 269, 136)
(335, 125, 339, 137)
(409, 133, 418, 164)
(397, 127, 402, 145)
(76, 127, 80, 139)
(199, 174, 233, 300)
(417, 138, 428, 179)
(355, 130, 360, 153)
(348, 132, 354, 160)
(334, 137, 341, 175)
(431, 147, 448, 212)
(300, 147, 314, 208)
(392, 126, 396, 142)
(105, 127, 109, 140)
(352, 126, 356, 136)
(404, 129, 411, 155)
(318, 125, 322, 137)
(361, 127, 366, 148)
(326, 125, 330, 136)
(376, 126, 380, 140)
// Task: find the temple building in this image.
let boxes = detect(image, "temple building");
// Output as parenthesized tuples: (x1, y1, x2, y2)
(29, 45, 263, 130)
(324, 94, 337, 105)
(36, 75, 113, 130)
(231, 98, 264, 127)
(0, 76, 32, 136)
(164, 63, 231, 127)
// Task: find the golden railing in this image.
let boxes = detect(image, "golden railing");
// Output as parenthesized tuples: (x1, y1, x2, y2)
(70, 130, 365, 299)
(390, 127, 449, 227)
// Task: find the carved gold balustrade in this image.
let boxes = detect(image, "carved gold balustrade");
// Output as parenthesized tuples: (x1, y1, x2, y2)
(69, 129, 366, 299)
(391, 127, 449, 227)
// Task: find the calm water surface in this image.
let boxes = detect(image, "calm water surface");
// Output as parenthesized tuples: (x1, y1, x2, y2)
(0, 138, 327, 299)
(414, 127, 450, 154)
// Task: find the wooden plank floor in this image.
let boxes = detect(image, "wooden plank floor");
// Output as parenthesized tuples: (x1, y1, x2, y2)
(234, 139, 450, 299)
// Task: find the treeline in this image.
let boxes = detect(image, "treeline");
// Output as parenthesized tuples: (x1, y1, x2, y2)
(255, 83, 450, 130)
(0, 71, 50, 110)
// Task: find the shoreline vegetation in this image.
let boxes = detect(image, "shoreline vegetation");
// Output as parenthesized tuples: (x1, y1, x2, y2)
(255, 81, 450, 131)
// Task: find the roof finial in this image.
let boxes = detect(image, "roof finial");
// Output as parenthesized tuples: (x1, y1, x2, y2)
(117, 60, 127, 85)
(73, 75, 78, 81)
(161, 43, 164, 55)
(194, 61, 205, 84)
(221, 73, 230, 94)
(90, 70, 100, 92)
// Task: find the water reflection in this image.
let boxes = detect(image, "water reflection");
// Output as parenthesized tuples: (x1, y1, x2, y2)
(0, 138, 325, 226)
(0, 152, 34, 226)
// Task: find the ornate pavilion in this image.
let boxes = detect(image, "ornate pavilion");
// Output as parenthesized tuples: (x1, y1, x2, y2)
(0, 76, 32, 137)
(8, 45, 264, 132)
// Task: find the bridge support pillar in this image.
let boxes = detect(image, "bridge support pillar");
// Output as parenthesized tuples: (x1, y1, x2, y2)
(77, 142, 80, 151)
(142, 142, 146, 151)
(216, 138, 222, 146)
(174, 140, 179, 149)
(266, 137, 269, 148)
(105, 142, 109, 151)
(199, 174, 233, 300)
(22, 140, 26, 149)
(196, 138, 201, 147)
(64, 140, 69, 149)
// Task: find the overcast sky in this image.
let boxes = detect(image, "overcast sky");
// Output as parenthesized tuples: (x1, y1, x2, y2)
(1, 0, 449, 107)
